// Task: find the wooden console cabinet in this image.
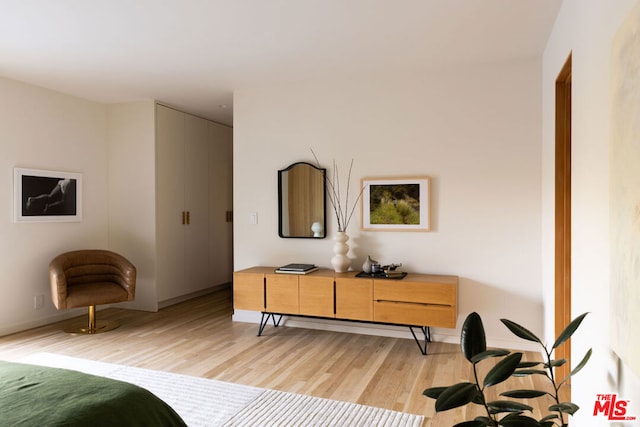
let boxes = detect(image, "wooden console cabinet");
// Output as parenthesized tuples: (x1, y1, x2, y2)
(233, 267, 458, 354)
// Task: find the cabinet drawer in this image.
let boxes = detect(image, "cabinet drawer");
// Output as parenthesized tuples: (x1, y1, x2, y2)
(374, 301, 456, 328)
(265, 274, 299, 314)
(335, 278, 373, 321)
(374, 278, 456, 306)
(233, 272, 265, 311)
(299, 275, 334, 318)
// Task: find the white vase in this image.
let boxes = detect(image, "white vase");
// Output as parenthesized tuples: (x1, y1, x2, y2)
(362, 255, 374, 274)
(311, 221, 324, 237)
(331, 231, 351, 273)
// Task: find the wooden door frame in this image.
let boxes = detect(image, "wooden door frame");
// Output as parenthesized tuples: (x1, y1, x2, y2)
(555, 53, 572, 384)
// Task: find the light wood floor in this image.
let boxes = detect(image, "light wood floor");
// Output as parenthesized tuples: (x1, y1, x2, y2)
(0, 287, 556, 426)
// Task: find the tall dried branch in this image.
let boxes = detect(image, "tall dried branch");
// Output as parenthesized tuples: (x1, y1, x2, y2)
(311, 149, 365, 232)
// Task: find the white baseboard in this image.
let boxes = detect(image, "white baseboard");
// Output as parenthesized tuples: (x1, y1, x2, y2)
(1, 283, 232, 338)
(232, 310, 542, 352)
(158, 282, 231, 309)
(232, 310, 458, 344)
(0, 308, 85, 337)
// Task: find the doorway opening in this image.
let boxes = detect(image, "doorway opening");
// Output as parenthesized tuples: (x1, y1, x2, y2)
(555, 53, 572, 392)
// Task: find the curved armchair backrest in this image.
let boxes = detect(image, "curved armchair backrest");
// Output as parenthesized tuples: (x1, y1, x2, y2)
(50, 249, 136, 310)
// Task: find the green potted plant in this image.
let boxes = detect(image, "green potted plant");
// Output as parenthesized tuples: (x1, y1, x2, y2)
(423, 312, 591, 427)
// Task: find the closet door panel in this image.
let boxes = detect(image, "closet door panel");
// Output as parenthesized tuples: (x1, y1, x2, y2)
(155, 105, 185, 301)
(184, 114, 211, 292)
(209, 122, 233, 286)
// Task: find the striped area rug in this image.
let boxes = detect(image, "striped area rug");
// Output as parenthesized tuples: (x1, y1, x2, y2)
(224, 388, 423, 426)
(20, 353, 424, 427)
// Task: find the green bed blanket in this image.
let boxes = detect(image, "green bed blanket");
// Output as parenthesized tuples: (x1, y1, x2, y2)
(0, 361, 187, 427)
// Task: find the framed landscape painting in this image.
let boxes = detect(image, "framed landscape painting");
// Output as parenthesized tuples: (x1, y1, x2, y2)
(14, 168, 83, 223)
(360, 176, 430, 231)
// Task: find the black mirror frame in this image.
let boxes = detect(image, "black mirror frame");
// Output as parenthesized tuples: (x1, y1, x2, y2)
(278, 162, 326, 239)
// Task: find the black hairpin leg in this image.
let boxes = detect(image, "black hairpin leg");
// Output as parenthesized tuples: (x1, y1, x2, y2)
(409, 326, 431, 355)
(258, 312, 283, 336)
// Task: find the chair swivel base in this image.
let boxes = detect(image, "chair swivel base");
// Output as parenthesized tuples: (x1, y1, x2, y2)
(64, 320, 120, 334)
(63, 305, 120, 334)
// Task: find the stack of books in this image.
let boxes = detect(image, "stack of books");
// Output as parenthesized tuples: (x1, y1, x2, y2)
(275, 263, 319, 274)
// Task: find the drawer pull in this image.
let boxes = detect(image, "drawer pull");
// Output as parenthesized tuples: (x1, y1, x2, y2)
(376, 299, 452, 308)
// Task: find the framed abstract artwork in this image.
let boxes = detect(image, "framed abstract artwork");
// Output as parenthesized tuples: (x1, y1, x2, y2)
(14, 168, 82, 223)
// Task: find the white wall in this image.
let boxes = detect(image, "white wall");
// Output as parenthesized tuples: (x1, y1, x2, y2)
(0, 78, 110, 335)
(542, 0, 640, 425)
(107, 101, 158, 311)
(234, 59, 543, 349)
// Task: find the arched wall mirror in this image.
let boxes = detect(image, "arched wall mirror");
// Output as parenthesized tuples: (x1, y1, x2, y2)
(278, 162, 326, 238)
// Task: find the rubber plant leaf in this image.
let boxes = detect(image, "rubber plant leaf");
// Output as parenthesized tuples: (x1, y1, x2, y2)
(518, 362, 543, 368)
(486, 399, 533, 413)
(513, 369, 548, 377)
(483, 352, 523, 387)
(539, 414, 559, 427)
(498, 414, 541, 427)
(423, 386, 448, 400)
(471, 391, 485, 405)
(435, 382, 478, 412)
(539, 414, 560, 422)
(453, 421, 488, 427)
(549, 402, 580, 415)
(473, 416, 493, 425)
(517, 361, 542, 368)
(547, 359, 567, 368)
(461, 312, 486, 362)
(470, 349, 510, 364)
(553, 312, 589, 349)
(500, 318, 542, 344)
(500, 389, 548, 399)
(560, 348, 592, 386)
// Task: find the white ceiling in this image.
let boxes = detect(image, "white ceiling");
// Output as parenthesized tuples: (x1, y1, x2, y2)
(1, 0, 562, 126)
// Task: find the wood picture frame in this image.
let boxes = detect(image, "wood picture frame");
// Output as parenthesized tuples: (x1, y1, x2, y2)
(360, 176, 430, 231)
(14, 168, 83, 223)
